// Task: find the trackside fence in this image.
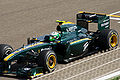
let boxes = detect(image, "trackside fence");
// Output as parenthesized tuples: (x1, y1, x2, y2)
(34, 48, 120, 80)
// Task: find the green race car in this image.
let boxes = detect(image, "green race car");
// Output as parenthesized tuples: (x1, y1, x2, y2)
(0, 11, 119, 78)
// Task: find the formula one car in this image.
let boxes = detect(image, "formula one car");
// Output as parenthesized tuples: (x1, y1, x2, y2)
(0, 11, 119, 78)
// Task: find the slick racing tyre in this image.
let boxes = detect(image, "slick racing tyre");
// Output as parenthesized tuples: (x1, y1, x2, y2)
(98, 29, 119, 50)
(0, 44, 13, 61)
(37, 50, 57, 73)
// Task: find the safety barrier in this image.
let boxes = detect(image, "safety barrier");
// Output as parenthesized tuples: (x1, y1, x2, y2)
(34, 48, 120, 80)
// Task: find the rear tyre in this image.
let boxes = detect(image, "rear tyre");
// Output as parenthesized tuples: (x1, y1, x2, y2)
(98, 29, 119, 50)
(37, 50, 57, 73)
(0, 44, 13, 61)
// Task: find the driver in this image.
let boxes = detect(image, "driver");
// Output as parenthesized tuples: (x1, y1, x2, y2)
(49, 32, 60, 41)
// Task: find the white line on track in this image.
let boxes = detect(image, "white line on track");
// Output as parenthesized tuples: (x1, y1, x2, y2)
(110, 17, 120, 20)
(65, 58, 120, 80)
(94, 69, 120, 80)
(110, 11, 120, 15)
(110, 11, 120, 23)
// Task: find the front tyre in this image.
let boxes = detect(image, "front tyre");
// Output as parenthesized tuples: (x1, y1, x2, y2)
(37, 50, 57, 73)
(0, 44, 13, 61)
(98, 29, 119, 50)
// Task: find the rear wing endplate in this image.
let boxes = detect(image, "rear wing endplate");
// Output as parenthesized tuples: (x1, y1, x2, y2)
(77, 11, 111, 30)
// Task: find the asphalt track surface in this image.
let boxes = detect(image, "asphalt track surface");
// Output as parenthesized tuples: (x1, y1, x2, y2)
(0, 0, 120, 80)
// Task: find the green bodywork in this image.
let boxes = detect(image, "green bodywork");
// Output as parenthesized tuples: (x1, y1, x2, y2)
(0, 11, 111, 77)
(4, 12, 110, 62)
(4, 24, 92, 62)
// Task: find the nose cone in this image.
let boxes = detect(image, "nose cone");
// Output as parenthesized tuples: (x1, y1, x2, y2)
(4, 42, 48, 62)
(4, 53, 14, 61)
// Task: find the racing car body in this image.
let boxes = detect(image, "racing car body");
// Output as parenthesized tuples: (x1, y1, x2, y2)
(0, 11, 119, 78)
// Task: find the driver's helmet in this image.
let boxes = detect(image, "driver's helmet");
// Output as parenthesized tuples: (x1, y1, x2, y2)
(49, 32, 60, 41)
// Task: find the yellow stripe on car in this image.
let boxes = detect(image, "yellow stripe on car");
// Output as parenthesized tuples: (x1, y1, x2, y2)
(70, 38, 91, 44)
(4, 42, 44, 61)
(17, 42, 44, 52)
(4, 53, 14, 61)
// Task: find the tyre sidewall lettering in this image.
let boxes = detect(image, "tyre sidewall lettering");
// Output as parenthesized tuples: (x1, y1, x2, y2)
(46, 51, 56, 71)
(4, 47, 13, 56)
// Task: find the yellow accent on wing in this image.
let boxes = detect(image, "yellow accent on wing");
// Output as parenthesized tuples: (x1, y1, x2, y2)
(70, 38, 91, 44)
(56, 20, 75, 25)
(4, 53, 14, 61)
(62, 22, 75, 25)
(79, 11, 106, 15)
(15, 51, 19, 52)
(30, 73, 43, 78)
(79, 11, 120, 18)
(33, 38, 37, 40)
(56, 20, 66, 23)
(36, 73, 43, 76)
(3, 71, 8, 73)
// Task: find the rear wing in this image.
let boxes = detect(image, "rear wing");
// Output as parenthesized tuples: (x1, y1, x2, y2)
(76, 11, 110, 30)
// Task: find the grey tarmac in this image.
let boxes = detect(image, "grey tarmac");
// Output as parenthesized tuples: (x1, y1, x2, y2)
(0, 0, 120, 80)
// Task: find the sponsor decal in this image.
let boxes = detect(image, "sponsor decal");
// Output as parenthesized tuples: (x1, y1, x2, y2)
(83, 42, 89, 51)
(103, 19, 109, 22)
(101, 22, 109, 27)
(66, 26, 77, 32)
(67, 39, 77, 43)
(41, 47, 52, 51)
